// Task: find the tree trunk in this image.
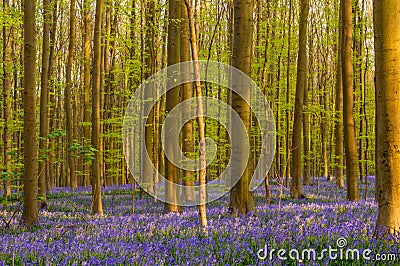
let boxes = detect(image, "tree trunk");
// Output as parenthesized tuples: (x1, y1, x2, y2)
(290, 0, 309, 199)
(181, 0, 195, 203)
(103, 1, 111, 187)
(303, 74, 311, 185)
(46, 0, 57, 191)
(374, 0, 400, 235)
(184, 0, 208, 232)
(285, 0, 293, 187)
(164, 0, 181, 213)
(22, 0, 39, 226)
(38, 0, 51, 200)
(334, 2, 345, 188)
(342, 0, 359, 201)
(2, 0, 13, 199)
(91, 0, 104, 215)
(65, 0, 77, 189)
(321, 80, 329, 179)
(143, 0, 155, 195)
(354, 0, 366, 184)
(229, 0, 254, 215)
(83, 0, 91, 186)
(262, 0, 272, 202)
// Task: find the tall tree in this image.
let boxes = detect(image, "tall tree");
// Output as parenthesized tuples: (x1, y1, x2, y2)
(285, 0, 293, 187)
(82, 0, 91, 186)
(354, 0, 366, 184)
(38, 0, 51, 201)
(164, 0, 180, 213)
(302, 66, 311, 185)
(184, 0, 208, 231)
(143, 0, 156, 195)
(229, 0, 254, 215)
(46, 0, 58, 191)
(290, 0, 309, 199)
(65, 0, 77, 189)
(181, 0, 195, 203)
(374, 0, 400, 235)
(91, 0, 104, 215)
(334, 1, 345, 188)
(342, 0, 359, 201)
(22, 0, 39, 226)
(2, 0, 13, 198)
(102, 0, 111, 186)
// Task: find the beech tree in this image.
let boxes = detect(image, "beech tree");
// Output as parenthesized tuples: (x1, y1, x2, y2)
(38, 0, 51, 202)
(65, 0, 77, 189)
(82, 0, 91, 187)
(22, 0, 39, 226)
(181, 0, 195, 203)
(2, 0, 12, 198)
(229, 0, 254, 215)
(342, 0, 359, 201)
(374, 0, 400, 235)
(334, 2, 345, 189)
(184, 0, 208, 232)
(290, 0, 309, 199)
(91, 0, 103, 215)
(142, 0, 156, 195)
(164, 0, 180, 213)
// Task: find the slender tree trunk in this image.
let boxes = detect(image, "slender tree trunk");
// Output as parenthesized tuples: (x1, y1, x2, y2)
(374, 0, 400, 235)
(334, 3, 345, 188)
(143, 0, 155, 195)
(303, 74, 311, 185)
(22, 0, 39, 226)
(262, 0, 272, 202)
(109, 22, 117, 185)
(83, 0, 91, 187)
(276, 54, 283, 177)
(38, 0, 51, 200)
(152, 0, 163, 198)
(91, 0, 104, 215)
(130, 129, 136, 214)
(225, 0, 233, 188)
(181, 1, 195, 203)
(354, 0, 366, 184)
(2, 0, 13, 198)
(304, 16, 314, 186)
(290, 0, 309, 199)
(184, 0, 208, 232)
(229, 0, 254, 215)
(11, 39, 20, 191)
(102, 3, 110, 187)
(56, 58, 63, 187)
(129, 0, 136, 210)
(46, 0, 57, 191)
(152, 92, 160, 201)
(342, 0, 359, 201)
(65, 0, 77, 189)
(321, 79, 329, 178)
(285, 0, 293, 187)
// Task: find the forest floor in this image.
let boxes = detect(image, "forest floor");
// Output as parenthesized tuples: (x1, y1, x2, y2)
(0, 177, 399, 265)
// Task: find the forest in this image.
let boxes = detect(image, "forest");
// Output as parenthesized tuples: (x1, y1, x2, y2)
(0, 0, 400, 264)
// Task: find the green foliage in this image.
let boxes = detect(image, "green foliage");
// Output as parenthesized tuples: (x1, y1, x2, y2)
(48, 130, 66, 139)
(68, 142, 97, 162)
(80, 145, 97, 162)
(0, 171, 13, 182)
